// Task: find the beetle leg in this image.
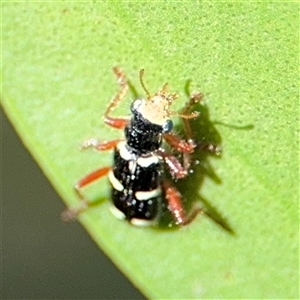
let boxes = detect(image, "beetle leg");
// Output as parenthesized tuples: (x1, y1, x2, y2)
(163, 90, 203, 171)
(81, 138, 123, 151)
(197, 142, 222, 155)
(180, 90, 203, 140)
(163, 180, 203, 225)
(104, 117, 129, 129)
(163, 155, 188, 179)
(104, 67, 130, 129)
(62, 167, 111, 221)
(163, 133, 196, 153)
(75, 167, 111, 196)
(157, 150, 189, 179)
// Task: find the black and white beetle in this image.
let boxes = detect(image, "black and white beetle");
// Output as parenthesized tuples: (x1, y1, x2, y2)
(64, 67, 215, 226)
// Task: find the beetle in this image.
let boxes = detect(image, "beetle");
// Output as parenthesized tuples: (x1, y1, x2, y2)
(64, 67, 211, 226)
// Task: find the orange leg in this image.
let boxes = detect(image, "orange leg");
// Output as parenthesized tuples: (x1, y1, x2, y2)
(163, 90, 203, 173)
(104, 67, 130, 130)
(163, 180, 203, 226)
(163, 133, 196, 153)
(62, 167, 111, 221)
(163, 133, 195, 174)
(163, 134, 195, 175)
(180, 90, 203, 141)
(104, 117, 129, 129)
(75, 167, 111, 195)
(81, 139, 122, 151)
(182, 85, 220, 154)
(181, 88, 204, 141)
(157, 150, 188, 179)
(179, 91, 203, 169)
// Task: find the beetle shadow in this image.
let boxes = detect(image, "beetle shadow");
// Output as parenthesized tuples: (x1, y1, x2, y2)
(155, 80, 245, 233)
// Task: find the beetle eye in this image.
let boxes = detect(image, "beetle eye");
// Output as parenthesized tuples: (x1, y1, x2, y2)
(162, 119, 173, 133)
(130, 99, 143, 112)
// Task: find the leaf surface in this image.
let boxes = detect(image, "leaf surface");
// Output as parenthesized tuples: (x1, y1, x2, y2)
(2, 2, 298, 298)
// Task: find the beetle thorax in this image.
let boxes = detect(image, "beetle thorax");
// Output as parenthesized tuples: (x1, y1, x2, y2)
(136, 96, 171, 126)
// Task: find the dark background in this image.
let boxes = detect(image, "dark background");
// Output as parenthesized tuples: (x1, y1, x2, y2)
(1, 109, 144, 300)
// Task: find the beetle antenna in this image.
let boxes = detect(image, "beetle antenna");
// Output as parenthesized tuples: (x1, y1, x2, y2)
(139, 69, 151, 100)
(161, 82, 169, 94)
(170, 111, 200, 119)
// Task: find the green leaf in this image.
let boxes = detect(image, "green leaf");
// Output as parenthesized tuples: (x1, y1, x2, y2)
(2, 2, 298, 299)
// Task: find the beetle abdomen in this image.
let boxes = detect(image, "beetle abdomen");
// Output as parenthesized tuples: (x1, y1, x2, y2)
(109, 141, 162, 224)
